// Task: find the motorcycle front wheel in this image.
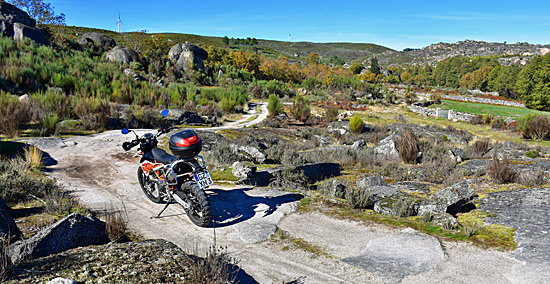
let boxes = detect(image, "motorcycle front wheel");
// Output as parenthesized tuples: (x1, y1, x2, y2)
(137, 167, 162, 203)
(176, 181, 212, 227)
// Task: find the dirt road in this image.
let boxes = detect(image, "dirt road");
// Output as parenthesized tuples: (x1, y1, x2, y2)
(26, 104, 542, 283)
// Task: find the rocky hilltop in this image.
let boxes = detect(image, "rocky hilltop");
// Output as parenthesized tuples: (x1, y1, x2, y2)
(382, 39, 550, 66)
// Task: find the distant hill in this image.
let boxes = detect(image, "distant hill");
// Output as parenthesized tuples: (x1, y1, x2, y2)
(380, 39, 550, 66)
(55, 26, 393, 63)
(56, 26, 550, 67)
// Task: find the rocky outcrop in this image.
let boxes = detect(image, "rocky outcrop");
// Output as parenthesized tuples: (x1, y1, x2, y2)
(123, 68, 145, 82)
(106, 46, 138, 64)
(418, 180, 477, 216)
(356, 174, 387, 189)
(168, 42, 208, 73)
(342, 228, 446, 282)
(327, 121, 349, 135)
(351, 139, 366, 150)
(9, 213, 109, 265)
(0, 1, 47, 44)
(232, 161, 257, 178)
(77, 32, 116, 51)
(5, 239, 200, 283)
(480, 187, 550, 264)
(238, 163, 340, 187)
(233, 144, 267, 164)
(374, 133, 400, 160)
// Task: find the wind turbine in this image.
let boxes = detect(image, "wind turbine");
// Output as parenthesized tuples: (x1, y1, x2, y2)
(116, 11, 124, 33)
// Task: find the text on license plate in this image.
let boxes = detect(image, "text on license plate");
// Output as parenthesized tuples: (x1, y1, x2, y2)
(194, 171, 214, 188)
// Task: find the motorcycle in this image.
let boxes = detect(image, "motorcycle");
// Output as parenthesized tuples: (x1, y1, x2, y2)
(121, 110, 213, 227)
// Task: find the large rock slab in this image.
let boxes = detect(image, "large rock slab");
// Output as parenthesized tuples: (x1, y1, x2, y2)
(13, 22, 47, 44)
(479, 187, 550, 264)
(106, 46, 138, 64)
(77, 32, 116, 51)
(168, 42, 208, 73)
(0, 2, 46, 44)
(9, 213, 109, 264)
(342, 228, 446, 282)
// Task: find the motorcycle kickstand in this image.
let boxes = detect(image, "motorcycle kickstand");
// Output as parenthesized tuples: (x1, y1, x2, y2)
(152, 198, 172, 219)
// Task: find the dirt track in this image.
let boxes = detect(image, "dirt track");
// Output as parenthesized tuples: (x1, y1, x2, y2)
(28, 103, 542, 283)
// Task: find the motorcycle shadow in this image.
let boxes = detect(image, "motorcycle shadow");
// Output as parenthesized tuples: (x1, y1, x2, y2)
(207, 188, 301, 228)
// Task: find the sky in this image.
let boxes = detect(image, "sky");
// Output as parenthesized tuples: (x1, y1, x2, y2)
(45, 0, 550, 51)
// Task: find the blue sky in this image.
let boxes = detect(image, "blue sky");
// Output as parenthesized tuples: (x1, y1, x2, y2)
(47, 0, 550, 51)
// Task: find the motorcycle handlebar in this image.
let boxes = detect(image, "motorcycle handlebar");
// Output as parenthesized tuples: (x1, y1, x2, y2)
(122, 140, 138, 151)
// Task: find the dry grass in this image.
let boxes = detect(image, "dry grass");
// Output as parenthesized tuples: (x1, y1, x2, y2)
(105, 205, 128, 243)
(473, 139, 490, 157)
(186, 246, 238, 284)
(487, 151, 516, 184)
(398, 129, 419, 164)
(24, 146, 43, 170)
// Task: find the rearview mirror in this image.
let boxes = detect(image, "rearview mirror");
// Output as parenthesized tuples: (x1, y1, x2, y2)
(121, 128, 129, 134)
(161, 109, 169, 117)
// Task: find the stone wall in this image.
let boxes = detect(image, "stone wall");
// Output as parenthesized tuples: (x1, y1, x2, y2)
(441, 95, 525, 108)
(409, 105, 475, 123)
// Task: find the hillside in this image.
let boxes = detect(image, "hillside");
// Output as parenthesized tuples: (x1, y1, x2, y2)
(381, 39, 550, 66)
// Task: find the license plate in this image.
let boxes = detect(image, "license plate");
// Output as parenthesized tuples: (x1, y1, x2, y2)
(194, 170, 213, 188)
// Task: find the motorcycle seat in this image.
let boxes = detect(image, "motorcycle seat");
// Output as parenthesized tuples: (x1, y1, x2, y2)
(152, 148, 178, 164)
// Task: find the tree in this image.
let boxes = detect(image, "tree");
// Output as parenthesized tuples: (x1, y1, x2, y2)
(222, 36, 230, 46)
(306, 52, 320, 64)
(369, 56, 381, 75)
(516, 53, 550, 111)
(267, 94, 284, 117)
(349, 113, 364, 133)
(291, 94, 310, 123)
(348, 62, 364, 74)
(8, 0, 65, 25)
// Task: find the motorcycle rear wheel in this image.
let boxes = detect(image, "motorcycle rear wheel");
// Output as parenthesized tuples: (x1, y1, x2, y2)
(137, 167, 162, 203)
(176, 181, 212, 227)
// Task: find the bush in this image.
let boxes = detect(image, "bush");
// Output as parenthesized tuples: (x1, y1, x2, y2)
(487, 152, 516, 184)
(267, 94, 284, 117)
(346, 186, 374, 209)
(325, 106, 339, 122)
(471, 139, 490, 158)
(0, 92, 32, 137)
(398, 130, 419, 164)
(517, 114, 550, 140)
(186, 246, 238, 284)
(105, 206, 128, 243)
(271, 167, 309, 190)
(291, 94, 311, 123)
(349, 113, 364, 133)
(526, 150, 540, 158)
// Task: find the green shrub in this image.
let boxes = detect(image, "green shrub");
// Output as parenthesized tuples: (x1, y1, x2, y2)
(526, 150, 540, 158)
(325, 106, 339, 122)
(291, 94, 310, 123)
(349, 113, 364, 133)
(267, 94, 284, 117)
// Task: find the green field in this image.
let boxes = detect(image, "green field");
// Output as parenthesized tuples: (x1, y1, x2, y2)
(436, 99, 549, 118)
